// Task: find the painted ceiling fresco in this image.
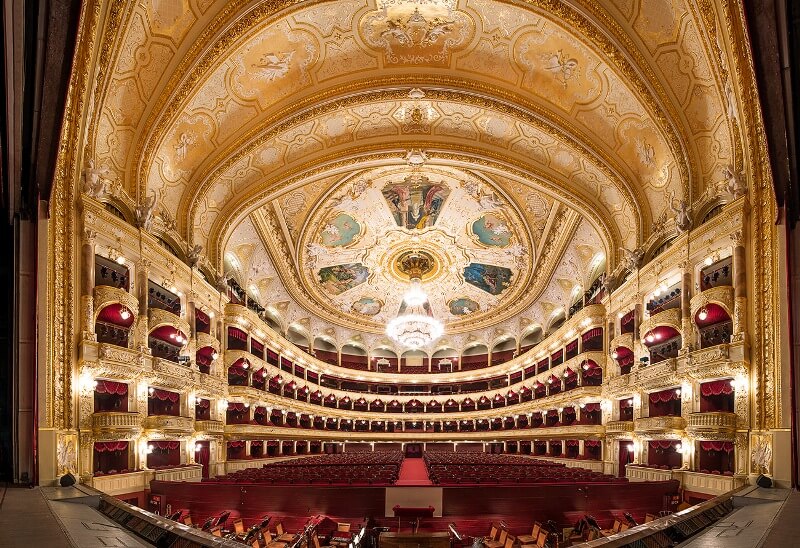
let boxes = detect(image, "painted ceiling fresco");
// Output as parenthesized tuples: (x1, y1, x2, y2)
(83, 0, 756, 353)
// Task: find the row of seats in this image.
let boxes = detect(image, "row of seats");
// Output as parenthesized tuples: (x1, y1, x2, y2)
(423, 452, 619, 485)
(206, 452, 404, 486)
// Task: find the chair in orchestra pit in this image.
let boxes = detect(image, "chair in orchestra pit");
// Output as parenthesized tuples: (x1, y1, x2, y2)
(264, 531, 287, 548)
(275, 522, 296, 543)
(182, 515, 193, 527)
(210, 526, 222, 537)
(644, 513, 656, 523)
(232, 518, 246, 538)
(601, 520, 623, 537)
(517, 523, 542, 546)
(485, 528, 508, 548)
(485, 524, 500, 544)
(503, 534, 515, 548)
(312, 531, 333, 548)
(535, 531, 548, 548)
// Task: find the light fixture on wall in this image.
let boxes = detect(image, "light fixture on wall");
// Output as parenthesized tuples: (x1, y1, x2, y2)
(698, 307, 708, 321)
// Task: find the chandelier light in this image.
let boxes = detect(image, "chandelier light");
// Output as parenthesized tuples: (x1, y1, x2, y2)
(386, 251, 443, 349)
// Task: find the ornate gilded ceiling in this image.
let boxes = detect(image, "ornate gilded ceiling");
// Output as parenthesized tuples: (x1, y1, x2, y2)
(84, 0, 751, 352)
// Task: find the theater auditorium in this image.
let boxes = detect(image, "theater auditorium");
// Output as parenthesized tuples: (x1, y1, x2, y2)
(2, 0, 800, 546)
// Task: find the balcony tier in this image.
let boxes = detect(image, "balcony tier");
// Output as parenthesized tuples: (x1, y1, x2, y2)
(143, 415, 194, 435)
(634, 415, 686, 434)
(605, 420, 634, 433)
(195, 419, 225, 435)
(686, 412, 737, 434)
(91, 412, 142, 437)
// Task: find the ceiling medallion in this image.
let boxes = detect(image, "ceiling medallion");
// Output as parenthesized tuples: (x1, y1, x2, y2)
(386, 251, 444, 349)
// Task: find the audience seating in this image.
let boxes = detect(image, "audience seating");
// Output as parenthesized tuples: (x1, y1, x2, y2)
(424, 452, 619, 485)
(206, 451, 403, 486)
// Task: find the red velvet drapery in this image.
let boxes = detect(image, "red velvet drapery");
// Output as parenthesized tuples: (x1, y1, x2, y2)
(227, 402, 246, 412)
(151, 441, 179, 450)
(582, 328, 603, 341)
(649, 440, 678, 450)
(148, 388, 179, 402)
(583, 403, 601, 412)
(95, 380, 127, 395)
(94, 441, 128, 452)
(700, 380, 734, 396)
(649, 389, 680, 403)
(584, 440, 601, 447)
(700, 441, 734, 453)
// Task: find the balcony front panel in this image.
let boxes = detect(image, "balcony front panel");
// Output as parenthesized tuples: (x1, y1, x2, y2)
(92, 412, 143, 437)
(223, 423, 603, 442)
(640, 308, 682, 335)
(690, 286, 734, 319)
(91, 470, 149, 496)
(634, 415, 686, 434)
(680, 470, 744, 496)
(605, 420, 634, 433)
(149, 308, 190, 336)
(196, 331, 220, 353)
(143, 415, 194, 435)
(153, 464, 203, 482)
(634, 358, 678, 390)
(686, 412, 737, 434)
(625, 465, 674, 482)
(94, 285, 139, 317)
(194, 419, 225, 435)
(532, 456, 604, 472)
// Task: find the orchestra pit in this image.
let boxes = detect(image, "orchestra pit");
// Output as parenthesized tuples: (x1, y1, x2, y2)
(4, 0, 800, 547)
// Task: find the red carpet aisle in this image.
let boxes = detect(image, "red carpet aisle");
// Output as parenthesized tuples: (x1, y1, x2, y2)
(395, 458, 433, 485)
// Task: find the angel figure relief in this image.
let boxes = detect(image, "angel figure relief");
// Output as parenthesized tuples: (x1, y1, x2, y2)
(135, 190, 158, 232)
(83, 159, 110, 199)
(253, 51, 294, 81)
(668, 190, 692, 233)
(545, 50, 579, 87)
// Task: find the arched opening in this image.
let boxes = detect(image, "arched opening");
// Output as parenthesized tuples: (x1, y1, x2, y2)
(643, 326, 681, 364)
(431, 347, 458, 373)
(371, 347, 398, 373)
(461, 343, 488, 371)
(695, 303, 732, 348)
(519, 327, 543, 354)
(148, 325, 187, 363)
(341, 343, 369, 371)
(400, 349, 427, 373)
(490, 337, 517, 365)
(95, 303, 134, 347)
(286, 325, 310, 353)
(313, 337, 338, 366)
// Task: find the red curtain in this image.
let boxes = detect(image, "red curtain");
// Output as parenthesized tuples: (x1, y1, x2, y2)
(254, 406, 267, 416)
(700, 441, 734, 453)
(149, 389, 179, 402)
(564, 368, 576, 378)
(227, 441, 245, 448)
(547, 409, 559, 417)
(650, 389, 679, 403)
(250, 441, 263, 447)
(582, 328, 602, 341)
(564, 407, 576, 415)
(583, 403, 601, 412)
(228, 365, 246, 377)
(584, 440, 601, 447)
(95, 380, 127, 395)
(151, 441, 179, 450)
(538, 358, 549, 368)
(228, 402, 246, 412)
(701, 380, 734, 396)
(566, 340, 578, 352)
(196, 441, 210, 478)
(251, 339, 264, 352)
(566, 440, 580, 447)
(195, 398, 210, 408)
(584, 367, 602, 377)
(551, 350, 563, 360)
(228, 327, 248, 340)
(620, 399, 633, 408)
(94, 441, 128, 452)
(649, 440, 677, 450)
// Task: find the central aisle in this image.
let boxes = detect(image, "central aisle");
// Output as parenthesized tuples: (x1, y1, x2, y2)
(395, 458, 433, 486)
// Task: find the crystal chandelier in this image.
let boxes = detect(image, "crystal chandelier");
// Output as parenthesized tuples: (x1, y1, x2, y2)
(386, 252, 443, 349)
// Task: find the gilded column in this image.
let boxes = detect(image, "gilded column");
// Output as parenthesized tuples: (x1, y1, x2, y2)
(680, 264, 692, 351)
(81, 229, 96, 340)
(633, 303, 644, 368)
(133, 259, 150, 351)
(731, 230, 747, 338)
(186, 295, 197, 369)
